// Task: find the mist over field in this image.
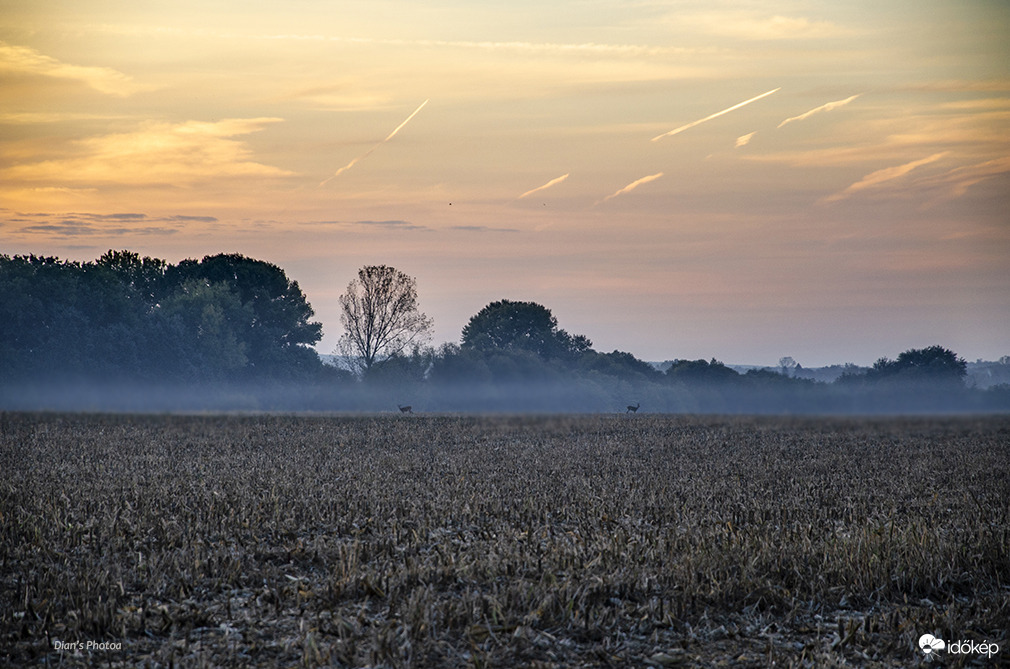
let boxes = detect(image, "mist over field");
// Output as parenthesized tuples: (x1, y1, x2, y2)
(2, 252, 1008, 415)
(3, 374, 1009, 415)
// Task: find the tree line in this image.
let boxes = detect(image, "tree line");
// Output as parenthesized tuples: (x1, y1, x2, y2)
(0, 251, 329, 384)
(2, 252, 1008, 412)
(338, 266, 1008, 413)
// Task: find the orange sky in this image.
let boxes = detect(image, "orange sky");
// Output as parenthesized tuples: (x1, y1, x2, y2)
(2, 1, 1009, 365)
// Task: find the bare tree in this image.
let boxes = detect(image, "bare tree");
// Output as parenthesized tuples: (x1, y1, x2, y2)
(779, 356, 798, 377)
(337, 265, 433, 372)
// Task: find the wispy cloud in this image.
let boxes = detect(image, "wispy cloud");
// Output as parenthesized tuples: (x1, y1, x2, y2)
(921, 156, 1010, 200)
(279, 83, 390, 112)
(778, 94, 861, 128)
(168, 215, 219, 223)
(320, 36, 698, 57)
(296, 218, 430, 231)
(735, 132, 756, 147)
(652, 88, 780, 141)
(741, 108, 1006, 168)
(97, 25, 708, 58)
(351, 219, 429, 231)
(0, 41, 146, 96)
(17, 223, 177, 237)
(670, 13, 847, 41)
(2, 118, 290, 186)
(822, 152, 950, 203)
(0, 112, 135, 124)
(24, 186, 98, 195)
(518, 173, 569, 199)
(598, 172, 664, 204)
(4, 211, 214, 238)
(900, 79, 1010, 93)
(320, 99, 429, 185)
(450, 225, 519, 233)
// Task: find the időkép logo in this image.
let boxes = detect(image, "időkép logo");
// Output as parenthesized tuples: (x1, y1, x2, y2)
(919, 633, 999, 662)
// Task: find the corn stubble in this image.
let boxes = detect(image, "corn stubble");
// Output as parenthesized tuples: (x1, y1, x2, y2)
(1, 413, 1007, 667)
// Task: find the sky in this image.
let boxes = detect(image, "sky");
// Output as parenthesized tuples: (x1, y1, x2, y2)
(2, 0, 1008, 367)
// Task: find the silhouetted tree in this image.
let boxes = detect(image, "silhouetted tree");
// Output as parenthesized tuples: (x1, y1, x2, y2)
(866, 345, 967, 386)
(0, 251, 324, 383)
(363, 345, 433, 388)
(169, 254, 323, 375)
(96, 249, 169, 304)
(579, 350, 661, 383)
(0, 254, 147, 379)
(157, 279, 251, 378)
(461, 299, 591, 361)
(666, 358, 740, 385)
(779, 356, 798, 376)
(337, 265, 433, 371)
(428, 343, 492, 384)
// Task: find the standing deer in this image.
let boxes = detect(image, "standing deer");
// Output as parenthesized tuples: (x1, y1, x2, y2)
(626, 402, 640, 414)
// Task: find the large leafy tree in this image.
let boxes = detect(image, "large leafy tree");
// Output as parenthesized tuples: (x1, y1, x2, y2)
(157, 279, 252, 378)
(460, 299, 591, 360)
(95, 249, 169, 304)
(337, 265, 433, 371)
(167, 253, 323, 374)
(0, 254, 147, 379)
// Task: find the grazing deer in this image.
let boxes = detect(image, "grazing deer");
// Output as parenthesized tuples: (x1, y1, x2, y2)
(626, 402, 640, 414)
(398, 405, 413, 414)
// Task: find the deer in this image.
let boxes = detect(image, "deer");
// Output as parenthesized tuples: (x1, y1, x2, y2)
(626, 402, 640, 414)
(398, 405, 413, 414)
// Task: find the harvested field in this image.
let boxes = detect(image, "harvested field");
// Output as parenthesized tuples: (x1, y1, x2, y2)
(1, 413, 1008, 667)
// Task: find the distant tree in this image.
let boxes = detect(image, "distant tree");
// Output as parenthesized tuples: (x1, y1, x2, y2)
(869, 346, 967, 385)
(337, 265, 433, 371)
(363, 344, 433, 387)
(666, 358, 740, 385)
(579, 350, 661, 383)
(461, 299, 591, 361)
(778, 356, 798, 376)
(743, 368, 811, 386)
(428, 343, 492, 384)
(839, 345, 969, 388)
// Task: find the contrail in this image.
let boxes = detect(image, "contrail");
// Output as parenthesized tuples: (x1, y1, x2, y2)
(518, 173, 569, 199)
(652, 88, 781, 142)
(324, 156, 364, 182)
(598, 172, 663, 204)
(382, 98, 428, 141)
(822, 152, 949, 203)
(320, 99, 429, 186)
(778, 94, 860, 128)
(735, 132, 756, 147)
